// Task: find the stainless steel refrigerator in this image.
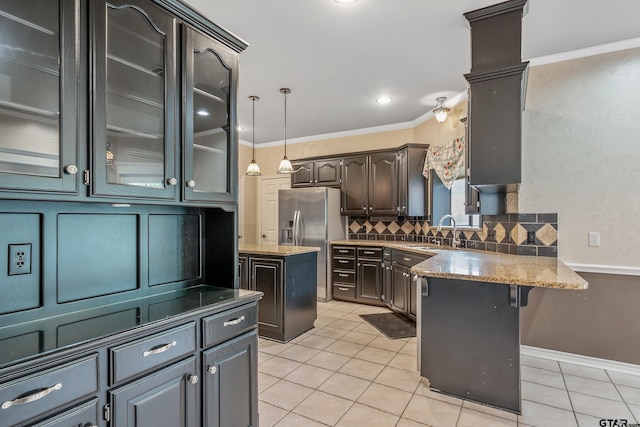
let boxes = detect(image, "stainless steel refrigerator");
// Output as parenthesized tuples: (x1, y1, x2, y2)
(278, 187, 345, 302)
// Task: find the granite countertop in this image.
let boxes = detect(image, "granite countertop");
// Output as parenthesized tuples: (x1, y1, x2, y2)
(330, 240, 588, 290)
(239, 243, 320, 256)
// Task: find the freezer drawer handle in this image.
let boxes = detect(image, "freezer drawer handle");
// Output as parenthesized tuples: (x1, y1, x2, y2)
(223, 315, 246, 327)
(143, 341, 177, 357)
(338, 274, 350, 278)
(2, 383, 62, 409)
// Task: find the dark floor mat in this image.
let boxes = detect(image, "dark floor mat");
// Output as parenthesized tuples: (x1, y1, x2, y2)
(360, 312, 416, 339)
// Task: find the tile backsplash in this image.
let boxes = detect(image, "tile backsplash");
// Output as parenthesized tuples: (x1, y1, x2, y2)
(347, 213, 558, 257)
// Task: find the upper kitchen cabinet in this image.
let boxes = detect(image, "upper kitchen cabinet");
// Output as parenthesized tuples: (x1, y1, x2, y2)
(91, 0, 178, 200)
(182, 26, 238, 204)
(397, 144, 429, 216)
(341, 155, 368, 215)
(342, 153, 397, 216)
(0, 0, 80, 194)
(291, 158, 341, 188)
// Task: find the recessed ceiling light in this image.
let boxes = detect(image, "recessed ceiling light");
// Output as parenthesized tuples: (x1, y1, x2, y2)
(335, 0, 357, 3)
(376, 96, 392, 105)
(196, 109, 209, 116)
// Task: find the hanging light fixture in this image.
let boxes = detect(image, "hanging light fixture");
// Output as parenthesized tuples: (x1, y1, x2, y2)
(433, 97, 450, 123)
(277, 88, 294, 174)
(245, 95, 261, 176)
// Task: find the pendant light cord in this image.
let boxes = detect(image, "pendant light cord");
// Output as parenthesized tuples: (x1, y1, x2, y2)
(283, 90, 288, 157)
(252, 97, 256, 160)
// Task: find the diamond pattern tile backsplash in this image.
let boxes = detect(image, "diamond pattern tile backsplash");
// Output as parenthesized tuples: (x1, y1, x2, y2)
(347, 213, 558, 257)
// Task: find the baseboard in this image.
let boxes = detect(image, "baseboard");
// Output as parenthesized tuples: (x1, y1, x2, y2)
(565, 262, 640, 276)
(521, 345, 640, 376)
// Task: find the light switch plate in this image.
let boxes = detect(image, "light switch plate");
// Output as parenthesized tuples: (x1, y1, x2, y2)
(588, 232, 600, 247)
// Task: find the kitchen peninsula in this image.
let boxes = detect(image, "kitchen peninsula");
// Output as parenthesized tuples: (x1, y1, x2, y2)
(239, 243, 320, 342)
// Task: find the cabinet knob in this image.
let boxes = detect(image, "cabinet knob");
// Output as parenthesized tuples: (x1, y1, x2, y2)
(64, 165, 78, 175)
(207, 365, 217, 375)
(188, 374, 199, 384)
(186, 179, 196, 188)
(362, 207, 366, 211)
(167, 177, 178, 186)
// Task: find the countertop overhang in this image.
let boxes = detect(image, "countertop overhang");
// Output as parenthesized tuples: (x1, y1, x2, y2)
(239, 243, 320, 256)
(330, 240, 588, 290)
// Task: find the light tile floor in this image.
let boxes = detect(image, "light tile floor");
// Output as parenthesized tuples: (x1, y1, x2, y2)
(258, 300, 640, 427)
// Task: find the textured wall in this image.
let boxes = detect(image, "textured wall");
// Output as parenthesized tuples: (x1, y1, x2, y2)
(519, 47, 640, 267)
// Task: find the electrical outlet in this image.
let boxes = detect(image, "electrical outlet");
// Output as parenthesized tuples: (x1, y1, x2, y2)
(527, 231, 536, 244)
(8, 244, 32, 276)
(588, 232, 600, 247)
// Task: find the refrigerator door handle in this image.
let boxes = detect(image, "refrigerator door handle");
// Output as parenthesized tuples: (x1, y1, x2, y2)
(295, 210, 302, 246)
(293, 210, 300, 246)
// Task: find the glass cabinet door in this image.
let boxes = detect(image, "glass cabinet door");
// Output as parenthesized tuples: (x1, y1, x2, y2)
(0, 0, 78, 193)
(91, 0, 177, 199)
(183, 26, 238, 203)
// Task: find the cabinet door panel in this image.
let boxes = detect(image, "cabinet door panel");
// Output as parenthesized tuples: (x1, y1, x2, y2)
(250, 258, 283, 335)
(91, 0, 177, 199)
(238, 255, 248, 289)
(30, 398, 99, 427)
(183, 26, 238, 203)
(357, 260, 382, 304)
(0, 0, 78, 194)
(291, 161, 313, 187)
(341, 156, 367, 215)
(203, 331, 258, 427)
(109, 357, 197, 427)
(391, 265, 408, 314)
(368, 153, 397, 215)
(314, 159, 341, 187)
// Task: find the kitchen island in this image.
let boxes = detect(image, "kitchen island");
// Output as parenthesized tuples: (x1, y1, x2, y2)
(239, 243, 320, 342)
(411, 250, 587, 413)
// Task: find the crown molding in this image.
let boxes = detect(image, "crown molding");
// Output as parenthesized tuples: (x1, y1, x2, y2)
(527, 37, 640, 67)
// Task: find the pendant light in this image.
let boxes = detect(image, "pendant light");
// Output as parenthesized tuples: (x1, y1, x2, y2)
(277, 88, 294, 174)
(245, 95, 261, 176)
(433, 97, 450, 123)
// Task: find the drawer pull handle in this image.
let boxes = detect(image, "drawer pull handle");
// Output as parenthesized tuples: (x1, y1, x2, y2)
(2, 383, 62, 409)
(338, 287, 349, 291)
(403, 257, 411, 262)
(143, 341, 177, 357)
(207, 365, 218, 375)
(223, 315, 245, 326)
(338, 260, 349, 264)
(338, 274, 349, 278)
(338, 250, 349, 254)
(364, 251, 375, 254)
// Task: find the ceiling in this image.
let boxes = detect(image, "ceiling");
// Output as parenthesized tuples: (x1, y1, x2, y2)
(181, 0, 640, 145)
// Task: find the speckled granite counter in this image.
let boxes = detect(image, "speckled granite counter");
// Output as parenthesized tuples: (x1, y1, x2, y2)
(239, 243, 320, 256)
(330, 240, 588, 290)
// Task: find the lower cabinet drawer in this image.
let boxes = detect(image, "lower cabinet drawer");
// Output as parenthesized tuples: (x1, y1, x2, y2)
(333, 257, 355, 271)
(333, 284, 356, 300)
(31, 398, 99, 427)
(0, 354, 98, 427)
(203, 302, 258, 348)
(109, 322, 196, 385)
(332, 271, 355, 284)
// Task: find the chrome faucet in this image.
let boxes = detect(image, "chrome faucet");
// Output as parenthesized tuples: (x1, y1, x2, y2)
(437, 214, 460, 248)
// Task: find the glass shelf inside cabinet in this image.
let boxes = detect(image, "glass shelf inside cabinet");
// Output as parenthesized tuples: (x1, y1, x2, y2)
(105, 5, 166, 189)
(0, 1, 61, 177)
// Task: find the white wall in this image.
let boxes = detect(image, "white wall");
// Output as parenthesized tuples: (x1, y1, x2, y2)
(519, 47, 640, 267)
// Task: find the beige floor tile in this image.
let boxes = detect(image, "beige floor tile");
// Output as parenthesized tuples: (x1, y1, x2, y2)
(338, 358, 385, 381)
(284, 364, 334, 389)
(564, 374, 621, 401)
(461, 400, 517, 421)
(570, 391, 635, 420)
(259, 341, 293, 355)
(259, 351, 274, 365)
(375, 366, 423, 393)
(258, 372, 279, 393)
(575, 412, 607, 427)
(399, 341, 418, 356)
(259, 380, 314, 411)
(287, 332, 309, 344)
(340, 313, 367, 323)
(314, 316, 335, 327)
(293, 390, 354, 426)
(521, 365, 566, 389)
(340, 330, 376, 345)
(313, 326, 349, 340)
(325, 340, 366, 357)
(560, 362, 610, 381)
(518, 400, 578, 427)
(306, 350, 351, 371)
(388, 353, 419, 372)
(277, 344, 321, 363)
(354, 346, 396, 365)
(352, 322, 381, 336)
(321, 310, 348, 319)
(318, 372, 371, 400)
(402, 394, 461, 427)
(330, 318, 362, 331)
(274, 412, 329, 427)
(353, 305, 388, 315)
(258, 356, 302, 378)
(367, 335, 406, 352)
(357, 382, 412, 416)
(258, 401, 289, 427)
(396, 418, 429, 427)
(456, 407, 517, 427)
(618, 384, 640, 406)
(522, 380, 573, 411)
(296, 334, 336, 350)
(331, 303, 359, 313)
(607, 370, 640, 389)
(629, 403, 640, 422)
(521, 354, 561, 372)
(336, 402, 400, 427)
